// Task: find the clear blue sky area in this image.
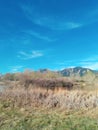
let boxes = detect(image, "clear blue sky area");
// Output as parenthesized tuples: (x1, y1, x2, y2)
(0, 0, 98, 73)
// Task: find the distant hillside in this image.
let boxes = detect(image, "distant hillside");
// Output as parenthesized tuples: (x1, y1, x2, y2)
(59, 67, 94, 77)
(1, 66, 98, 90)
(1, 66, 98, 82)
(37, 67, 98, 82)
(58, 67, 98, 82)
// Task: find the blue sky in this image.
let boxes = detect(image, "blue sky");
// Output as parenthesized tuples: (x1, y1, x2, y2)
(0, 0, 98, 73)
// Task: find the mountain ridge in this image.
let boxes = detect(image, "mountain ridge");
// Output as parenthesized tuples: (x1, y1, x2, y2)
(59, 66, 94, 77)
(39, 66, 97, 77)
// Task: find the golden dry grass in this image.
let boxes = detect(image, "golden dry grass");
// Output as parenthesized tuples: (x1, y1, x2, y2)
(1, 86, 98, 130)
(1, 86, 98, 109)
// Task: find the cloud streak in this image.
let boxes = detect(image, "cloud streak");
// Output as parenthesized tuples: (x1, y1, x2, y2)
(20, 3, 98, 31)
(32, 16, 82, 30)
(18, 50, 44, 60)
(78, 55, 98, 70)
(23, 30, 56, 42)
(55, 54, 98, 70)
(20, 4, 82, 31)
(9, 66, 23, 73)
(81, 62, 98, 70)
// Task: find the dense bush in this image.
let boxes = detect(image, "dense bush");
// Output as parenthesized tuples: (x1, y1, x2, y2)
(24, 78, 73, 90)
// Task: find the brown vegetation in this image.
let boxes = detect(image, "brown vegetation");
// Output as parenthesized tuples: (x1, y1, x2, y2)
(1, 69, 98, 110)
(23, 78, 73, 90)
(1, 86, 98, 109)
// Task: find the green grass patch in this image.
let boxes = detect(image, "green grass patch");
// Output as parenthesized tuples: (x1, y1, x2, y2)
(0, 102, 98, 130)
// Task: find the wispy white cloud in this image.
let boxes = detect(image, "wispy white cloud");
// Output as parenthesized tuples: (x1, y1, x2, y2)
(55, 55, 98, 70)
(81, 62, 98, 70)
(20, 4, 82, 31)
(23, 30, 56, 42)
(18, 50, 44, 60)
(66, 22, 82, 29)
(9, 66, 23, 73)
(78, 55, 98, 70)
(32, 16, 82, 30)
(20, 3, 98, 31)
(82, 55, 98, 62)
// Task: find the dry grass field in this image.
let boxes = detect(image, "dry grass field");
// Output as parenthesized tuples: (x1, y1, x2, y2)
(0, 85, 98, 130)
(1, 87, 98, 109)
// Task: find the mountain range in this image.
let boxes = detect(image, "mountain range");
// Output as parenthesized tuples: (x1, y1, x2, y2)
(39, 67, 98, 83)
(59, 67, 95, 76)
(39, 67, 97, 77)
